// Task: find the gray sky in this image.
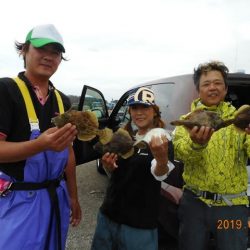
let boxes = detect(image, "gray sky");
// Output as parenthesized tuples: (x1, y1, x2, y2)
(1, 0, 250, 101)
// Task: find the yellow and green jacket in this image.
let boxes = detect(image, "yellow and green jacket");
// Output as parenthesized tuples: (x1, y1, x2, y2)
(173, 98, 250, 206)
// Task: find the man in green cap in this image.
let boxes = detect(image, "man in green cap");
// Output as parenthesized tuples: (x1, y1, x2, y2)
(0, 24, 82, 250)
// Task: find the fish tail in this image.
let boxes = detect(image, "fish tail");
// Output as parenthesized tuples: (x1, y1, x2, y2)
(97, 128, 113, 144)
(170, 120, 184, 126)
(216, 119, 234, 130)
(121, 148, 134, 159)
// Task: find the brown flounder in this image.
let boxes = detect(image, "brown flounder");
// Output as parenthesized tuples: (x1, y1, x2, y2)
(52, 110, 135, 159)
(170, 109, 226, 131)
(94, 128, 171, 159)
(170, 105, 250, 131)
(93, 128, 135, 159)
(51, 110, 113, 144)
(230, 105, 250, 130)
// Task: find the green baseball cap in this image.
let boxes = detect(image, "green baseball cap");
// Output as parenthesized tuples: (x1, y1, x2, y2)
(25, 24, 65, 52)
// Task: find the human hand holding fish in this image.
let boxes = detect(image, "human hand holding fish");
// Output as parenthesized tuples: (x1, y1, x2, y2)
(51, 110, 113, 144)
(148, 134, 169, 176)
(38, 123, 77, 152)
(189, 125, 214, 145)
(149, 134, 168, 165)
(101, 152, 118, 173)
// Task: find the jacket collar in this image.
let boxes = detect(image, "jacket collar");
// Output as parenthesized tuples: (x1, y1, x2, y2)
(190, 98, 236, 119)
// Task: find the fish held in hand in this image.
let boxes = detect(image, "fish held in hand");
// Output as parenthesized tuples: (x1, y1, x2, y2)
(231, 105, 250, 131)
(93, 128, 135, 159)
(170, 109, 226, 131)
(94, 128, 171, 159)
(170, 105, 250, 132)
(134, 128, 171, 148)
(51, 110, 113, 144)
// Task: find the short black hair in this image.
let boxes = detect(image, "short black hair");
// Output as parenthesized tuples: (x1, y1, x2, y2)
(14, 41, 67, 68)
(193, 61, 229, 91)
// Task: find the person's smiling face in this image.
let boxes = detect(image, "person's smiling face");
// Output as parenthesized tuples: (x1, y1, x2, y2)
(129, 104, 156, 134)
(198, 70, 227, 107)
(24, 44, 62, 80)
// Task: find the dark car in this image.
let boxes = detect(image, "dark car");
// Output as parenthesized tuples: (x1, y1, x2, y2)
(73, 73, 250, 249)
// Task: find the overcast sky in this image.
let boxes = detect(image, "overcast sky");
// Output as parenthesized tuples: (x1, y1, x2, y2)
(1, 0, 250, 101)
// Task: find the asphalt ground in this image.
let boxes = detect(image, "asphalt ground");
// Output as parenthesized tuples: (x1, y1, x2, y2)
(66, 161, 108, 250)
(65, 161, 250, 250)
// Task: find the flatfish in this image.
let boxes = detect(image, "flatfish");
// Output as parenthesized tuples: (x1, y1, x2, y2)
(52, 110, 113, 144)
(170, 105, 250, 131)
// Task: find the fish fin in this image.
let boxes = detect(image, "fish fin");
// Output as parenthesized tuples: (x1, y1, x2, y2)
(234, 105, 250, 117)
(77, 133, 96, 141)
(215, 119, 234, 130)
(120, 148, 134, 159)
(170, 120, 200, 129)
(170, 120, 185, 126)
(134, 140, 147, 149)
(98, 128, 113, 144)
(232, 105, 250, 130)
(85, 111, 99, 127)
(93, 142, 103, 153)
(116, 128, 131, 137)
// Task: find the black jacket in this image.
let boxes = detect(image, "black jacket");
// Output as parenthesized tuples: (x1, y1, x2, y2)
(101, 140, 174, 229)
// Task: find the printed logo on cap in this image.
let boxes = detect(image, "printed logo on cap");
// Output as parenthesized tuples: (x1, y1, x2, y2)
(134, 87, 155, 104)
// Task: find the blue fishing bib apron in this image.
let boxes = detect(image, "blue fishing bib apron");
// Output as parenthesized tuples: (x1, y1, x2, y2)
(0, 78, 70, 250)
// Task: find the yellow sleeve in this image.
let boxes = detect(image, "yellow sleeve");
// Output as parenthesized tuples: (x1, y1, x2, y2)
(173, 125, 206, 163)
(245, 134, 250, 158)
